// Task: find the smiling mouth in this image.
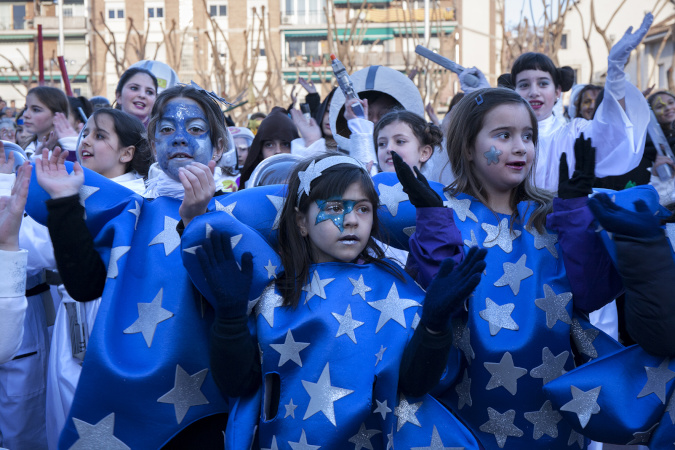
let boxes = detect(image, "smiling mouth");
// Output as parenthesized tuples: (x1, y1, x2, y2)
(529, 101, 543, 108)
(505, 161, 526, 169)
(133, 101, 146, 109)
(81, 151, 93, 158)
(339, 235, 360, 244)
(170, 153, 192, 160)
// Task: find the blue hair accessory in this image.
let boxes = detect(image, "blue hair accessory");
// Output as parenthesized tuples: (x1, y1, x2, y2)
(189, 81, 234, 106)
(476, 94, 484, 106)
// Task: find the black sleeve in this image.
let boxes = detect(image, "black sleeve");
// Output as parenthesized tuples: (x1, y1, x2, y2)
(46, 194, 107, 301)
(615, 233, 675, 356)
(209, 315, 261, 398)
(305, 93, 321, 118)
(398, 325, 453, 397)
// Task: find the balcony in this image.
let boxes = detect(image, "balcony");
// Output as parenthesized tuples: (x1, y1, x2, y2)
(33, 16, 87, 30)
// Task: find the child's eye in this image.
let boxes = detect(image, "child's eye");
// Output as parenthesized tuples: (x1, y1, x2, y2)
(497, 132, 510, 139)
(357, 205, 371, 214)
(396, 139, 407, 145)
(160, 126, 174, 133)
(147, 89, 155, 96)
(130, 86, 137, 91)
(323, 202, 344, 214)
(377, 141, 386, 148)
(189, 126, 205, 133)
(523, 133, 533, 142)
(96, 133, 105, 140)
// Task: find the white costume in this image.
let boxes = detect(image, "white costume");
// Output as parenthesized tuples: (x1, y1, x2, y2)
(25, 136, 78, 161)
(0, 250, 28, 364)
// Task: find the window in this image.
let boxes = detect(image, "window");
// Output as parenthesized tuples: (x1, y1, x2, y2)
(12, 4, 24, 30)
(561, 34, 567, 50)
(63, 6, 73, 17)
(108, 8, 124, 19)
(147, 6, 163, 19)
(209, 4, 227, 16)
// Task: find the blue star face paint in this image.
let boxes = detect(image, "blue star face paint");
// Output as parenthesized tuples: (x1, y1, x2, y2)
(315, 197, 358, 232)
(154, 98, 214, 180)
(484, 145, 503, 165)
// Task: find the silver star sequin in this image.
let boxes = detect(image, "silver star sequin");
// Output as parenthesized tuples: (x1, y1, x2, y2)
(627, 422, 659, 445)
(288, 429, 320, 450)
(123, 289, 174, 347)
(348, 422, 381, 450)
(443, 193, 478, 222)
(568, 429, 584, 448)
(255, 284, 284, 328)
(530, 347, 568, 385)
(284, 399, 298, 418)
(264, 260, 277, 279)
(214, 200, 236, 216)
(148, 216, 181, 256)
(70, 413, 129, 450)
(303, 270, 335, 303)
(484, 146, 502, 165)
(127, 200, 141, 230)
(378, 182, 409, 216)
(455, 369, 472, 410)
(463, 229, 479, 248)
(107, 246, 130, 278)
(349, 275, 372, 300)
(269, 329, 310, 367)
(637, 358, 675, 404)
(479, 297, 519, 336)
(157, 365, 209, 424)
(452, 319, 475, 364)
(571, 319, 599, 359)
(523, 400, 562, 439)
(394, 394, 422, 431)
(386, 426, 394, 450)
(262, 436, 279, 450)
(301, 362, 354, 426)
(373, 399, 392, 419)
(534, 284, 572, 329)
(484, 352, 527, 395)
(482, 218, 521, 253)
(403, 226, 416, 237)
(79, 184, 100, 208)
(374, 345, 387, 366)
(411, 425, 464, 450)
(332, 304, 364, 343)
(529, 227, 559, 258)
(267, 195, 285, 230)
(478, 407, 524, 448)
(367, 283, 421, 333)
(560, 385, 602, 428)
(494, 254, 533, 295)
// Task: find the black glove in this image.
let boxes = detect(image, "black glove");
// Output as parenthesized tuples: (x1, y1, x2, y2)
(588, 193, 663, 239)
(557, 133, 596, 199)
(391, 151, 443, 208)
(421, 246, 487, 332)
(196, 229, 254, 319)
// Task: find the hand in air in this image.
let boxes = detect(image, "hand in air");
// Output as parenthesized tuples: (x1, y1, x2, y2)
(35, 147, 83, 199)
(290, 108, 322, 147)
(0, 143, 14, 174)
(0, 162, 31, 251)
(425, 103, 440, 126)
(53, 112, 78, 139)
(297, 77, 317, 94)
(588, 193, 662, 239)
(391, 151, 443, 208)
(459, 67, 491, 93)
(179, 160, 216, 227)
(557, 133, 596, 199)
(343, 98, 369, 122)
(36, 131, 59, 154)
(609, 13, 653, 65)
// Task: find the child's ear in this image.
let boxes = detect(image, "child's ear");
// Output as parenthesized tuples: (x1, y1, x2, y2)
(120, 145, 135, 164)
(295, 207, 308, 237)
(212, 137, 225, 161)
(151, 140, 157, 158)
(419, 145, 433, 164)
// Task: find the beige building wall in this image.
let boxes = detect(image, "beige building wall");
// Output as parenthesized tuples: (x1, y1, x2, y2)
(455, 0, 503, 85)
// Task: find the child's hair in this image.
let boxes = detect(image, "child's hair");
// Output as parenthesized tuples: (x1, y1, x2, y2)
(147, 84, 228, 151)
(115, 67, 158, 102)
(27, 86, 69, 117)
(68, 96, 94, 126)
(89, 109, 153, 177)
(277, 153, 401, 307)
(573, 84, 603, 119)
(374, 110, 443, 150)
(510, 52, 575, 92)
(445, 88, 553, 232)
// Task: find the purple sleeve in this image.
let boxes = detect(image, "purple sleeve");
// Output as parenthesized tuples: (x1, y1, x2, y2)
(406, 207, 464, 289)
(547, 197, 624, 313)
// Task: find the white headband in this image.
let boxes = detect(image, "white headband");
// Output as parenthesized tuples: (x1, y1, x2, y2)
(296, 156, 367, 205)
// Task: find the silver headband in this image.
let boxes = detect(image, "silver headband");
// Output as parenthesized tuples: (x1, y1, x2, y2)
(296, 156, 367, 205)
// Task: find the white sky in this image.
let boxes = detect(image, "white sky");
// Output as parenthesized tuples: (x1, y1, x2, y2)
(504, 0, 551, 28)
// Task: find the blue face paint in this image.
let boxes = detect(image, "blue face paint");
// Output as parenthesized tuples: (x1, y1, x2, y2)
(154, 98, 214, 180)
(315, 197, 358, 232)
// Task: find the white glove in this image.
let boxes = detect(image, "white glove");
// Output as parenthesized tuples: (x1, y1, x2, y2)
(459, 67, 491, 93)
(606, 13, 653, 100)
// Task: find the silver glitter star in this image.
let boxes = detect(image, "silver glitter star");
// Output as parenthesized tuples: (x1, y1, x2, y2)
(637, 358, 675, 404)
(373, 399, 392, 419)
(463, 229, 479, 248)
(349, 275, 372, 300)
(264, 260, 277, 279)
(568, 429, 584, 448)
(301, 362, 354, 426)
(452, 319, 475, 363)
(534, 284, 572, 329)
(403, 226, 416, 237)
(530, 347, 568, 385)
(455, 369, 472, 410)
(288, 429, 320, 450)
(230, 234, 242, 249)
(127, 200, 141, 230)
(348, 422, 381, 450)
(79, 184, 100, 207)
(484, 352, 528, 395)
(123, 289, 174, 347)
(70, 413, 129, 450)
(529, 227, 559, 258)
(478, 407, 524, 448)
(262, 436, 279, 450)
(107, 246, 130, 278)
(374, 345, 387, 366)
(666, 223, 675, 251)
(412, 312, 420, 329)
(482, 218, 521, 253)
(626, 422, 659, 444)
(571, 319, 599, 359)
(523, 400, 562, 439)
(269, 329, 310, 367)
(367, 283, 421, 333)
(494, 254, 533, 295)
(255, 284, 284, 328)
(484, 146, 502, 165)
(666, 390, 675, 424)
(411, 425, 464, 450)
(148, 216, 181, 256)
(303, 270, 335, 303)
(386, 426, 394, 450)
(214, 200, 236, 217)
(267, 194, 285, 230)
(479, 297, 519, 336)
(443, 193, 478, 222)
(284, 399, 298, 418)
(394, 394, 422, 431)
(297, 160, 321, 199)
(378, 182, 409, 216)
(332, 305, 364, 343)
(560, 385, 602, 428)
(157, 365, 209, 424)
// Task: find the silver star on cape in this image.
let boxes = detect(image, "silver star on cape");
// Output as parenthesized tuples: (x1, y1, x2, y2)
(386, 426, 394, 450)
(530, 347, 568, 384)
(157, 365, 209, 424)
(529, 227, 559, 258)
(403, 226, 416, 237)
(127, 200, 141, 230)
(255, 284, 284, 328)
(303, 270, 335, 303)
(284, 399, 298, 418)
(214, 199, 236, 216)
(412, 425, 464, 450)
(262, 436, 279, 450)
(666, 391, 675, 424)
(148, 216, 181, 255)
(378, 182, 409, 216)
(666, 223, 675, 251)
(373, 399, 392, 419)
(443, 193, 478, 222)
(79, 184, 100, 207)
(368, 283, 421, 332)
(270, 329, 310, 367)
(349, 275, 372, 300)
(627, 422, 659, 445)
(484, 352, 528, 395)
(560, 385, 602, 428)
(70, 413, 129, 450)
(348, 422, 381, 450)
(332, 305, 364, 343)
(107, 246, 131, 278)
(267, 195, 284, 230)
(464, 229, 479, 248)
(523, 400, 562, 439)
(479, 297, 519, 336)
(494, 254, 533, 295)
(394, 394, 422, 431)
(123, 289, 174, 347)
(534, 284, 572, 329)
(452, 319, 475, 363)
(482, 218, 521, 253)
(455, 369, 472, 409)
(478, 407, 524, 448)
(288, 429, 320, 450)
(301, 362, 354, 426)
(571, 319, 599, 359)
(374, 345, 387, 366)
(265, 260, 277, 279)
(568, 429, 584, 448)
(637, 358, 675, 403)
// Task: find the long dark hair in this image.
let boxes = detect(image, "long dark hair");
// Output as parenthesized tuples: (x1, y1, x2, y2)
(573, 85, 602, 119)
(510, 52, 575, 92)
(373, 110, 443, 156)
(27, 86, 69, 117)
(115, 67, 158, 101)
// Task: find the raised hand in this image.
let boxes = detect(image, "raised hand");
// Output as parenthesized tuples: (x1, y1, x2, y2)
(297, 77, 317, 94)
(459, 67, 491, 93)
(343, 98, 369, 122)
(0, 162, 31, 251)
(290, 108, 322, 147)
(35, 147, 83, 199)
(53, 112, 78, 139)
(588, 193, 662, 239)
(425, 103, 440, 126)
(391, 151, 443, 208)
(608, 13, 653, 66)
(0, 144, 14, 174)
(179, 160, 216, 227)
(557, 133, 596, 199)
(36, 131, 59, 154)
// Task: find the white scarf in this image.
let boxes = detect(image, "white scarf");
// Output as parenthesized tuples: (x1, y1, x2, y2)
(143, 163, 185, 199)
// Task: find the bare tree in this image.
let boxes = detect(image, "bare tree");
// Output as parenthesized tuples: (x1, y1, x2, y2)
(0, 49, 38, 97)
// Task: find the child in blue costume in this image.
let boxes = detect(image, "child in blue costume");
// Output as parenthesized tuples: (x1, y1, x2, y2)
(25, 85, 232, 448)
(181, 153, 486, 449)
